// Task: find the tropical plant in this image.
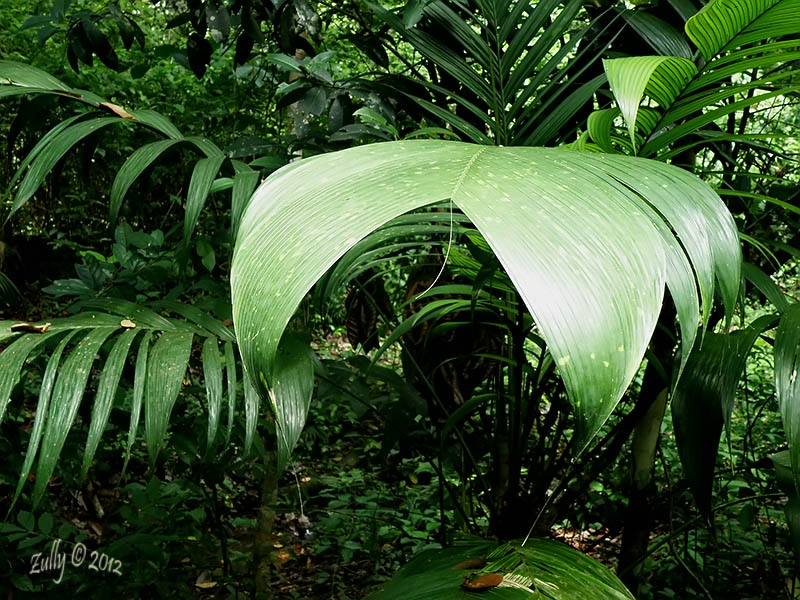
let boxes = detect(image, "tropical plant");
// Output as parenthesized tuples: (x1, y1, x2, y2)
(588, 0, 800, 587)
(0, 298, 243, 507)
(229, 138, 740, 596)
(2, 0, 799, 597)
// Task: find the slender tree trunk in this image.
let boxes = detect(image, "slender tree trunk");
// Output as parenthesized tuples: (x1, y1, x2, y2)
(253, 452, 279, 599)
(619, 388, 668, 596)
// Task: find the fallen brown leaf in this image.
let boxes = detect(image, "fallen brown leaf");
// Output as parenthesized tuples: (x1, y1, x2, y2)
(11, 322, 52, 334)
(99, 102, 136, 119)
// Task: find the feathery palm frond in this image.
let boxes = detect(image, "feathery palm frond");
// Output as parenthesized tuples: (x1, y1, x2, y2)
(595, 0, 800, 158)
(0, 299, 243, 509)
(0, 60, 231, 242)
(370, 0, 625, 146)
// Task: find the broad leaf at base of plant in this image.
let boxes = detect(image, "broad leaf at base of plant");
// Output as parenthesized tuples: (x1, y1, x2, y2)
(367, 538, 633, 599)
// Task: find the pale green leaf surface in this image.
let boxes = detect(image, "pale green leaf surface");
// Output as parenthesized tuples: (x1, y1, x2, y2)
(34, 328, 116, 506)
(123, 331, 152, 474)
(203, 337, 223, 451)
(273, 334, 315, 473)
(80, 329, 139, 479)
(603, 57, 697, 147)
(368, 538, 633, 599)
(144, 330, 193, 466)
(10, 331, 77, 511)
(232, 140, 740, 450)
(581, 153, 741, 326)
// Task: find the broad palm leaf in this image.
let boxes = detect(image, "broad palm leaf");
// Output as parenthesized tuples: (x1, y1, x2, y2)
(231, 139, 741, 452)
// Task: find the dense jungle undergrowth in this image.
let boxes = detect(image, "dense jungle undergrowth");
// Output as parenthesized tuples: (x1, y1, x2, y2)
(1, 0, 800, 599)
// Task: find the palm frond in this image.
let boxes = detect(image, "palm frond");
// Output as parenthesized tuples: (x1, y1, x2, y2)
(370, 0, 619, 146)
(592, 0, 800, 158)
(0, 300, 240, 507)
(0, 60, 225, 242)
(231, 139, 740, 451)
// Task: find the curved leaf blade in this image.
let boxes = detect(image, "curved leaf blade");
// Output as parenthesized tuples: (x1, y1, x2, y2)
(9, 117, 123, 219)
(184, 155, 226, 243)
(110, 139, 184, 222)
(603, 57, 697, 148)
(80, 328, 139, 479)
(33, 328, 116, 506)
(273, 333, 315, 473)
(123, 330, 152, 474)
(144, 330, 193, 466)
(10, 331, 78, 511)
(224, 341, 237, 443)
(202, 337, 223, 451)
(776, 304, 800, 492)
(685, 0, 792, 61)
(231, 140, 741, 450)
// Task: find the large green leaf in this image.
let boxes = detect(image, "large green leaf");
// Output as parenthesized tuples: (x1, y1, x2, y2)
(367, 538, 634, 599)
(232, 140, 740, 450)
(672, 315, 777, 516)
(685, 0, 799, 61)
(776, 303, 800, 491)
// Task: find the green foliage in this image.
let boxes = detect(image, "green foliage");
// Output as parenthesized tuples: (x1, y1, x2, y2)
(1, 0, 799, 597)
(231, 140, 739, 451)
(368, 538, 634, 599)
